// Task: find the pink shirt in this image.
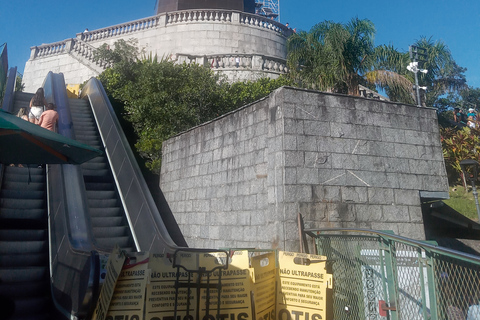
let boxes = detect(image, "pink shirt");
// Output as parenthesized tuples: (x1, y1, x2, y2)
(38, 110, 59, 131)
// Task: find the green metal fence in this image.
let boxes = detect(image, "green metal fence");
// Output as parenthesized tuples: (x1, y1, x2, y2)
(304, 228, 480, 320)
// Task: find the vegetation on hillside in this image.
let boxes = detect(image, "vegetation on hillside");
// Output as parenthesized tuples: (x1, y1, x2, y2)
(94, 20, 479, 189)
(286, 18, 468, 109)
(94, 40, 291, 172)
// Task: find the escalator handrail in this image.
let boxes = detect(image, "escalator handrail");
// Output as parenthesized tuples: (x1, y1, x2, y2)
(0, 66, 17, 219)
(44, 72, 102, 319)
(1, 66, 17, 112)
(81, 77, 181, 253)
(45, 72, 97, 248)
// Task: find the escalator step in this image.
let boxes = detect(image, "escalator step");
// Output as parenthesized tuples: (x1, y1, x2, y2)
(0, 266, 48, 283)
(0, 189, 45, 199)
(0, 198, 45, 209)
(83, 156, 106, 164)
(84, 182, 115, 191)
(94, 235, 132, 249)
(81, 162, 109, 171)
(0, 280, 49, 298)
(0, 229, 46, 241)
(0, 218, 46, 230)
(82, 169, 111, 180)
(10, 296, 52, 317)
(86, 190, 116, 199)
(91, 216, 124, 227)
(0, 241, 47, 254)
(0, 252, 48, 267)
(0, 208, 45, 221)
(88, 198, 119, 208)
(93, 226, 130, 238)
(89, 207, 122, 217)
(2, 181, 45, 191)
(3, 173, 45, 184)
(4, 166, 44, 175)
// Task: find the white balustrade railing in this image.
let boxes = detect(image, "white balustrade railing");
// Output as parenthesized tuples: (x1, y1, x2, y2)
(79, 15, 161, 42)
(30, 38, 109, 72)
(166, 10, 232, 24)
(71, 40, 111, 68)
(30, 10, 291, 62)
(239, 12, 291, 37)
(174, 53, 288, 74)
(34, 40, 68, 58)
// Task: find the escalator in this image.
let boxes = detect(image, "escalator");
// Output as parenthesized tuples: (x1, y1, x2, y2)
(0, 71, 185, 319)
(69, 97, 135, 252)
(0, 92, 56, 319)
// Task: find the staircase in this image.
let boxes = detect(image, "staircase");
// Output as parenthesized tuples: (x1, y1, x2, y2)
(68, 97, 135, 252)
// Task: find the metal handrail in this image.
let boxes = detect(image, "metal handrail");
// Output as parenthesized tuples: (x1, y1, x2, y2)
(305, 228, 480, 264)
(1, 67, 17, 111)
(44, 72, 102, 319)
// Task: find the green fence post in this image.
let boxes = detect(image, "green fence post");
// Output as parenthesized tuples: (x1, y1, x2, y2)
(425, 250, 439, 320)
(380, 236, 399, 320)
(417, 247, 430, 320)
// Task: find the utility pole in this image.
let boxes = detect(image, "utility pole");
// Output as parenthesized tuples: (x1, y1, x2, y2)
(408, 46, 428, 107)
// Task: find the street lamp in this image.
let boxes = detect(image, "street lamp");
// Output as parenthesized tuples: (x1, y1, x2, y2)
(408, 46, 428, 107)
(460, 159, 480, 222)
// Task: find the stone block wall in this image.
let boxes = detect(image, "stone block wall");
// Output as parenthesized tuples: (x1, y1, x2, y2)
(160, 87, 449, 251)
(23, 53, 98, 93)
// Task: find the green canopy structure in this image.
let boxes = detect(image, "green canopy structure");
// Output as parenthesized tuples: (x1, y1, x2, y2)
(0, 110, 103, 164)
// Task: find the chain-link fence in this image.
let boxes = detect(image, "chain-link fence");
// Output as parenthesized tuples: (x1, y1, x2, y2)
(304, 229, 480, 320)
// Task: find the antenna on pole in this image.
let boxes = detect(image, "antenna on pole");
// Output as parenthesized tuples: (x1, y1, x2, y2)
(255, 0, 280, 22)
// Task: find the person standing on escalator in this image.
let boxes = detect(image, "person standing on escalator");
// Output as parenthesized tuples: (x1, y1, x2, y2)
(38, 103, 58, 132)
(28, 87, 47, 124)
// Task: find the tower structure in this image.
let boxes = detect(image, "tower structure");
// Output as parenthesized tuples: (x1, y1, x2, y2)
(255, 0, 280, 22)
(156, 0, 256, 14)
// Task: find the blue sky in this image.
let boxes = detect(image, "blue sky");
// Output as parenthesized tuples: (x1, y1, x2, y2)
(2, 0, 479, 88)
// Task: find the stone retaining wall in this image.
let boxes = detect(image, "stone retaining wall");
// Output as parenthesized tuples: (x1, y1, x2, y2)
(160, 87, 449, 251)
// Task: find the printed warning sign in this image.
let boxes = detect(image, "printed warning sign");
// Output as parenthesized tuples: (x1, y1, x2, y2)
(145, 253, 196, 320)
(276, 251, 332, 320)
(92, 246, 126, 320)
(198, 250, 252, 320)
(250, 252, 276, 320)
(106, 252, 149, 320)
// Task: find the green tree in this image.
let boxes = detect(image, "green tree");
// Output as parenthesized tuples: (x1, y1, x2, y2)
(96, 40, 291, 172)
(287, 17, 376, 95)
(413, 37, 467, 108)
(15, 74, 24, 92)
(365, 44, 415, 104)
(441, 126, 480, 185)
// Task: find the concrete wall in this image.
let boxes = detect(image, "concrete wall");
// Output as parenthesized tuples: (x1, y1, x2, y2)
(160, 87, 449, 251)
(23, 10, 290, 92)
(23, 53, 99, 92)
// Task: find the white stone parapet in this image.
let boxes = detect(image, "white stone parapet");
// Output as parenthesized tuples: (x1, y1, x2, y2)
(174, 53, 288, 75)
(78, 15, 162, 42)
(23, 9, 291, 92)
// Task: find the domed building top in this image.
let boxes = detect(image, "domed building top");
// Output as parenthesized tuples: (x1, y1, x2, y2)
(156, 0, 256, 14)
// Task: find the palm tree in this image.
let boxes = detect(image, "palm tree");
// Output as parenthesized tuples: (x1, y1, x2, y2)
(365, 44, 415, 104)
(287, 17, 376, 95)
